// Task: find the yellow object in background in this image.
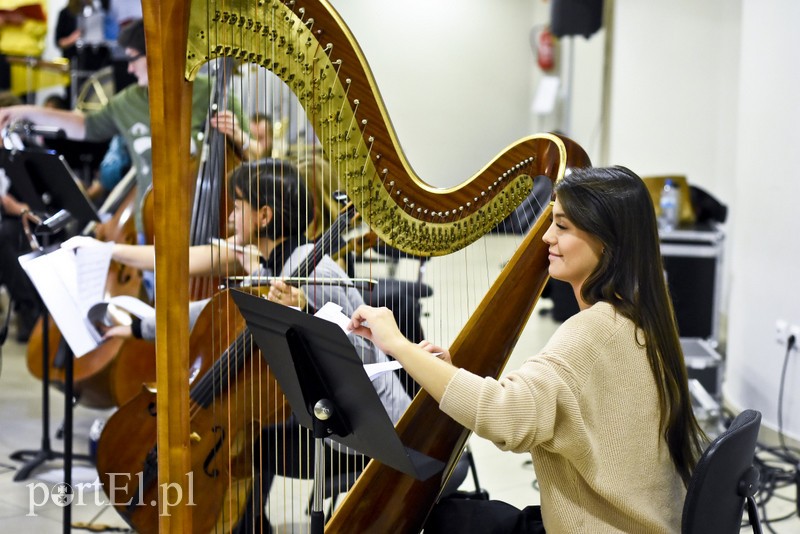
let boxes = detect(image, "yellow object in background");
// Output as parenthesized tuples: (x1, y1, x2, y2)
(0, 1, 48, 56)
(8, 57, 69, 95)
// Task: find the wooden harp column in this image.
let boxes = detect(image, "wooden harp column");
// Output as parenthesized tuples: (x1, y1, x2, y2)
(141, 1, 194, 532)
(142, 0, 591, 531)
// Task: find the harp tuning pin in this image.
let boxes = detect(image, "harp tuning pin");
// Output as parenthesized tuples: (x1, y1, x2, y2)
(368, 136, 375, 142)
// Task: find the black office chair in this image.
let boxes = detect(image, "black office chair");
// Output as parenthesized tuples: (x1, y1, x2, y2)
(682, 409, 763, 534)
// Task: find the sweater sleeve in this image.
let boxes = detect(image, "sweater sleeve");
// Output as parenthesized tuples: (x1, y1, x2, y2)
(440, 356, 586, 457)
(438, 307, 621, 458)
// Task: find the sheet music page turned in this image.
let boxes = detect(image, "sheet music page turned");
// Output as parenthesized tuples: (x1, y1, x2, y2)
(314, 301, 404, 380)
(18, 242, 155, 358)
(18, 247, 107, 357)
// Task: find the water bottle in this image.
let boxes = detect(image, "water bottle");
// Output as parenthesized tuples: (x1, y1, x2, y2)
(659, 179, 679, 232)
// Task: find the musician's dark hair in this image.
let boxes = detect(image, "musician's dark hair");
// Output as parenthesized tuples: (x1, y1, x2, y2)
(118, 19, 146, 55)
(553, 165, 706, 487)
(228, 158, 313, 239)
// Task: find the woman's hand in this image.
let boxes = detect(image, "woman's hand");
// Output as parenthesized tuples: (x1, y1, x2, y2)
(418, 340, 452, 364)
(268, 279, 307, 309)
(348, 305, 409, 357)
(101, 325, 133, 340)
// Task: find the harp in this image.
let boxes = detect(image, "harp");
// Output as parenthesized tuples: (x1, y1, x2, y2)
(141, 0, 590, 531)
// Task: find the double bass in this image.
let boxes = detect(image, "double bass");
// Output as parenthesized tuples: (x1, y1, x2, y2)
(141, 0, 590, 531)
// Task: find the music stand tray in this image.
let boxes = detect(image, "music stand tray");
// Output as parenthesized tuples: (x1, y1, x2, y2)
(231, 289, 443, 481)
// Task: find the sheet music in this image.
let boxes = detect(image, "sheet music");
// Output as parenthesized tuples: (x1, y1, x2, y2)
(73, 241, 114, 314)
(107, 295, 155, 319)
(314, 301, 352, 332)
(314, 301, 404, 380)
(18, 249, 99, 357)
(18, 242, 150, 358)
(364, 361, 403, 380)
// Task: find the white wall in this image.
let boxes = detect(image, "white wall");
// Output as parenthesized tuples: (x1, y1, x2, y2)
(605, 0, 800, 440)
(607, 0, 740, 204)
(723, 0, 800, 439)
(331, 0, 537, 187)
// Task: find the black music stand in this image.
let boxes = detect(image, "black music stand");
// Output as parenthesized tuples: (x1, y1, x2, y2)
(2, 148, 99, 534)
(231, 290, 443, 533)
(0, 147, 99, 234)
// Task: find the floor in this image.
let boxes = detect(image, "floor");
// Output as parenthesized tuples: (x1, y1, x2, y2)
(0, 234, 797, 532)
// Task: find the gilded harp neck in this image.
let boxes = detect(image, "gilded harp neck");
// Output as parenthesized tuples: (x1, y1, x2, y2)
(185, 0, 574, 257)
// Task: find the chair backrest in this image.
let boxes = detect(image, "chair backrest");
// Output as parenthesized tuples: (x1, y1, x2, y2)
(682, 409, 762, 534)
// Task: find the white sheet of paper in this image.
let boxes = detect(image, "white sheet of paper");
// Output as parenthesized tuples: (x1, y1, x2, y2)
(313, 301, 351, 332)
(108, 295, 155, 319)
(363, 360, 403, 380)
(73, 242, 114, 314)
(532, 75, 560, 115)
(19, 250, 99, 357)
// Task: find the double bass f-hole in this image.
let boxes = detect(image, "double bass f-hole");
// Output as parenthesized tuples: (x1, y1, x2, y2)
(202, 425, 226, 478)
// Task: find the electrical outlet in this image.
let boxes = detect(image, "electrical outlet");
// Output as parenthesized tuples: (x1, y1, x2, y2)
(776, 320, 788, 345)
(776, 320, 800, 352)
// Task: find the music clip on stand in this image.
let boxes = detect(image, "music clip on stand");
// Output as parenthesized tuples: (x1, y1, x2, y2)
(231, 290, 444, 534)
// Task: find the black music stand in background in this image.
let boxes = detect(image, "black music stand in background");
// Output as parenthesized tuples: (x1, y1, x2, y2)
(1, 147, 99, 534)
(231, 290, 444, 534)
(0, 147, 99, 234)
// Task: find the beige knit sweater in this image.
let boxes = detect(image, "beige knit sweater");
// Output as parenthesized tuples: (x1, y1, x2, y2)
(440, 301, 686, 533)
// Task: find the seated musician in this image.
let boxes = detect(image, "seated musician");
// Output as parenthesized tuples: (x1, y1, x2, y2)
(210, 110, 273, 161)
(66, 158, 413, 528)
(347, 166, 708, 533)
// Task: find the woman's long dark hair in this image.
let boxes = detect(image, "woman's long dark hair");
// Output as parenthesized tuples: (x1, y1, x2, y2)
(554, 166, 706, 486)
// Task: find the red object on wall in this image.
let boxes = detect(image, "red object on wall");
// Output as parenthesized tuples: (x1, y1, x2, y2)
(537, 26, 556, 71)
